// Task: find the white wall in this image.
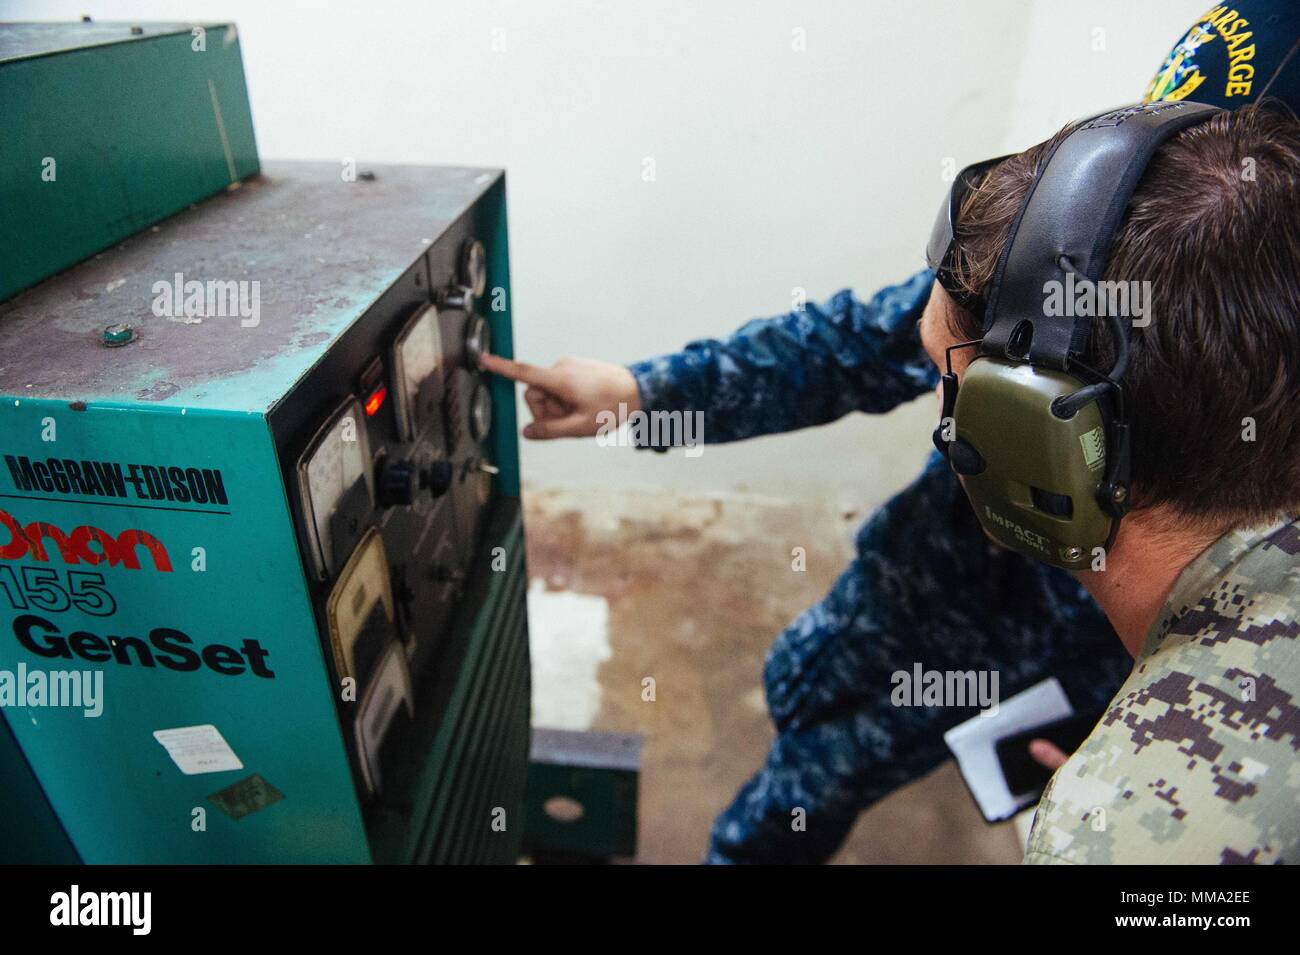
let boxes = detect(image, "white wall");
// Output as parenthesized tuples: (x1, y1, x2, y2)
(5, 0, 1206, 510)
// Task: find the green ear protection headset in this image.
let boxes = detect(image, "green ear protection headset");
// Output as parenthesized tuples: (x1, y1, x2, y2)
(926, 101, 1221, 570)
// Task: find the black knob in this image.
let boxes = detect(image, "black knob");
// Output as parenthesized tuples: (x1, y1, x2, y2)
(420, 459, 454, 497)
(464, 314, 491, 368)
(378, 458, 419, 507)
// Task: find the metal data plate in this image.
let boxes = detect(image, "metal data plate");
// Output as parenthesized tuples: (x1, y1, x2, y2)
(295, 398, 375, 579)
(391, 303, 445, 442)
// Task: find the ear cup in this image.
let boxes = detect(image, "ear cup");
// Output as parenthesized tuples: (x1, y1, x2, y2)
(950, 357, 1114, 570)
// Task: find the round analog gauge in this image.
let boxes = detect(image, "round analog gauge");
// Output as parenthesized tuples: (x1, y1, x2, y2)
(460, 239, 488, 298)
(464, 314, 491, 368)
(391, 304, 443, 441)
(296, 399, 374, 579)
(469, 380, 493, 442)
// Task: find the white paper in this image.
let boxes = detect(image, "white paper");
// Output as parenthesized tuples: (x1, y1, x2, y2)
(153, 724, 244, 775)
(942, 677, 1073, 822)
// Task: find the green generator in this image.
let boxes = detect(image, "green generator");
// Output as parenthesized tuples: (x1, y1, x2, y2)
(0, 21, 260, 300)
(0, 23, 530, 865)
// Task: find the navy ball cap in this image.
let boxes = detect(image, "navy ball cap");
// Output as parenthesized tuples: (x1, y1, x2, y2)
(1145, 2, 1300, 110)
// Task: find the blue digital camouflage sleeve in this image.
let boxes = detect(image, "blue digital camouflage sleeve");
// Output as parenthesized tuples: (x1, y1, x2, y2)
(627, 268, 936, 442)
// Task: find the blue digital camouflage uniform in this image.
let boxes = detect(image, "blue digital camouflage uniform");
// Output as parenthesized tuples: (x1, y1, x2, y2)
(1025, 517, 1300, 865)
(628, 270, 1132, 863)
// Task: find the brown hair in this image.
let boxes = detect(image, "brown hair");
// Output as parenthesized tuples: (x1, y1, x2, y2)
(946, 101, 1300, 529)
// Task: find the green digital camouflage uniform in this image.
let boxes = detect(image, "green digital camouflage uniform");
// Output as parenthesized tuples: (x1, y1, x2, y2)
(1025, 517, 1300, 864)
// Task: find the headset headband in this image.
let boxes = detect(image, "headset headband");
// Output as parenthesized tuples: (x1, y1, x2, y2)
(980, 101, 1222, 370)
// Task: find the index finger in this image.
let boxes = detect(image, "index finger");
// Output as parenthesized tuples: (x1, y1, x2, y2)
(478, 352, 562, 389)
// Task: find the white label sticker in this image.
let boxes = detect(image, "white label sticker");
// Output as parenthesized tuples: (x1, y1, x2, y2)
(153, 724, 244, 775)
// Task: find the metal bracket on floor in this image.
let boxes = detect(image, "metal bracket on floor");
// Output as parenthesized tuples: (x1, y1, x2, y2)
(522, 727, 642, 863)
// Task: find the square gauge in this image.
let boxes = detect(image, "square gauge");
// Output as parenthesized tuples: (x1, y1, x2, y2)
(391, 303, 444, 442)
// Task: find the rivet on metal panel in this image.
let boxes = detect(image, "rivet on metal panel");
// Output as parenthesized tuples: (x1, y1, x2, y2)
(101, 323, 135, 347)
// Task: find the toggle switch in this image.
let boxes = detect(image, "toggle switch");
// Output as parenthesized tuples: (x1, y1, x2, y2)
(437, 285, 475, 313)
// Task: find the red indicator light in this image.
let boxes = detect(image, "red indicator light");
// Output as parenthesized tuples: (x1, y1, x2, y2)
(364, 384, 387, 417)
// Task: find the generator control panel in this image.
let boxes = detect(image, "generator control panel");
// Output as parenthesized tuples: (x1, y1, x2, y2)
(276, 223, 508, 800)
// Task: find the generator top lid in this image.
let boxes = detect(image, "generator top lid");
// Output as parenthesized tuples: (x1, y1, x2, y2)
(0, 21, 231, 63)
(0, 161, 502, 414)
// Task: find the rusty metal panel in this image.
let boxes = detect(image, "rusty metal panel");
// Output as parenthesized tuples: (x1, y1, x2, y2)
(0, 162, 500, 413)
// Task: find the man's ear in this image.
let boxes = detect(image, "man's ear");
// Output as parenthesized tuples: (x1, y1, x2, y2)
(941, 301, 979, 353)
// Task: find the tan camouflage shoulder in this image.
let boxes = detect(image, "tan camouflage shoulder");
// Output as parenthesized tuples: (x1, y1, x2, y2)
(1024, 518, 1300, 865)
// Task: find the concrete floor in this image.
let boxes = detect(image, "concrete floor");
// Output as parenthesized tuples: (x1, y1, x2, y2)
(523, 485, 1024, 864)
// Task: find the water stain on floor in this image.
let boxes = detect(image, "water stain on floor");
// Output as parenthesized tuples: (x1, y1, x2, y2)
(523, 486, 1023, 864)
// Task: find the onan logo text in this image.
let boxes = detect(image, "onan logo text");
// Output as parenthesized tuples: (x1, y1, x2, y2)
(0, 509, 172, 571)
